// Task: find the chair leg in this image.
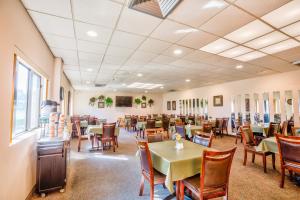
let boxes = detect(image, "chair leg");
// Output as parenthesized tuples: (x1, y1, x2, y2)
(78, 138, 81, 152)
(112, 140, 115, 152)
(150, 183, 154, 200)
(263, 154, 267, 173)
(252, 153, 255, 163)
(272, 153, 276, 170)
(235, 135, 238, 144)
(180, 181, 185, 200)
(243, 150, 247, 166)
(280, 168, 285, 188)
(139, 176, 145, 196)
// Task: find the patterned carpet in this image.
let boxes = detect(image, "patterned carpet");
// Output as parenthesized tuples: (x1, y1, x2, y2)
(32, 129, 300, 200)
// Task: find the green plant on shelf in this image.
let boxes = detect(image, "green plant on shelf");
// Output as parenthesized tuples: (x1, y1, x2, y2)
(148, 99, 154, 107)
(134, 98, 142, 105)
(105, 97, 113, 107)
(89, 97, 96, 106)
(141, 95, 147, 102)
(98, 95, 105, 102)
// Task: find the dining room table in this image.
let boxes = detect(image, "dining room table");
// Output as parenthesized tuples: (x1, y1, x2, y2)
(252, 124, 269, 136)
(136, 120, 163, 130)
(256, 137, 278, 153)
(185, 125, 203, 138)
(148, 140, 212, 199)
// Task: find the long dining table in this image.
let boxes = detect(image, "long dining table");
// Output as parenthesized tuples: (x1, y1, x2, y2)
(148, 140, 212, 199)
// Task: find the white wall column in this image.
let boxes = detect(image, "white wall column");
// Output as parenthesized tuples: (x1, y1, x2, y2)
(51, 57, 63, 102)
(269, 92, 275, 122)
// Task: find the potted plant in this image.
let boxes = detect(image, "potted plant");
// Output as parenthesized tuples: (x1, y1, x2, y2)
(105, 97, 113, 107)
(89, 97, 96, 106)
(148, 99, 154, 107)
(141, 95, 147, 102)
(98, 95, 105, 102)
(134, 98, 142, 105)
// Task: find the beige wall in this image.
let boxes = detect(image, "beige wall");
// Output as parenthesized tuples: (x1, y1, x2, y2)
(73, 91, 163, 122)
(0, 0, 72, 199)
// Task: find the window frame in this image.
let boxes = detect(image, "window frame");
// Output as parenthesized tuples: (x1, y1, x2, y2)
(10, 55, 44, 140)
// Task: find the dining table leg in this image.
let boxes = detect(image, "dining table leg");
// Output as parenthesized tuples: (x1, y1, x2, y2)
(176, 181, 181, 200)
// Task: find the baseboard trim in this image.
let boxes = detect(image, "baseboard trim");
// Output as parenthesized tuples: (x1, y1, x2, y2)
(25, 185, 36, 200)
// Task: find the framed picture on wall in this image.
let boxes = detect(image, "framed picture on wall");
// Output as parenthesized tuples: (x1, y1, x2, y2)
(245, 98, 250, 112)
(141, 102, 146, 108)
(213, 95, 223, 107)
(98, 102, 105, 108)
(172, 101, 176, 110)
(167, 101, 171, 110)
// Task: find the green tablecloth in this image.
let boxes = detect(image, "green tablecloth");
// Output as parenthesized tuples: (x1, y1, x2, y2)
(85, 125, 120, 137)
(136, 121, 162, 130)
(256, 137, 278, 153)
(185, 125, 203, 138)
(149, 140, 210, 193)
(252, 125, 269, 136)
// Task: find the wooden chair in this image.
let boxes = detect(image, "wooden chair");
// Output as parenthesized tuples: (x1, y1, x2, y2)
(222, 117, 229, 135)
(144, 128, 164, 138)
(162, 118, 170, 139)
(275, 134, 300, 188)
(180, 147, 237, 200)
(281, 121, 288, 135)
(147, 133, 163, 143)
(234, 120, 242, 144)
(267, 122, 280, 137)
(130, 117, 138, 131)
(188, 116, 195, 125)
(146, 119, 156, 129)
(202, 123, 212, 134)
(101, 123, 116, 152)
(192, 133, 213, 147)
(75, 121, 89, 152)
(240, 126, 275, 173)
(137, 141, 166, 200)
(214, 118, 223, 137)
(175, 125, 186, 139)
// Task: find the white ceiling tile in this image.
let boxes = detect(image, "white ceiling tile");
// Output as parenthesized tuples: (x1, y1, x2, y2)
(72, 0, 122, 28)
(44, 34, 76, 50)
(261, 0, 300, 28)
(200, 6, 254, 37)
(78, 52, 103, 63)
(77, 40, 107, 54)
(234, 51, 267, 61)
(244, 31, 289, 49)
(29, 11, 74, 37)
(150, 20, 191, 43)
(22, 0, 72, 18)
(224, 20, 273, 43)
(64, 69, 81, 80)
(138, 38, 172, 54)
(80, 72, 97, 80)
(110, 31, 145, 49)
(281, 21, 300, 37)
(130, 51, 158, 62)
(234, 0, 291, 17)
(200, 38, 237, 54)
(177, 30, 218, 49)
(75, 22, 113, 44)
(103, 55, 128, 65)
(100, 64, 120, 70)
(106, 46, 134, 58)
(260, 39, 300, 54)
(63, 57, 79, 65)
(63, 65, 79, 70)
(162, 45, 194, 58)
(152, 55, 178, 64)
(219, 46, 252, 58)
(51, 48, 77, 59)
(273, 46, 300, 62)
(183, 50, 214, 62)
(168, 0, 228, 27)
(117, 7, 162, 36)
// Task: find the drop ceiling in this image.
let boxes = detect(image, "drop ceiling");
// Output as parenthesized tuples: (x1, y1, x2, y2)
(21, 0, 300, 92)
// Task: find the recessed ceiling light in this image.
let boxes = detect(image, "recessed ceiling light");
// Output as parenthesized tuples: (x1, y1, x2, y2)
(219, 46, 252, 58)
(127, 82, 163, 89)
(86, 68, 93, 72)
(160, 86, 164, 89)
(224, 20, 273, 43)
(174, 28, 198, 34)
(261, 0, 300, 28)
(185, 79, 191, 82)
(234, 51, 266, 62)
(173, 49, 183, 55)
(86, 30, 98, 37)
(200, 38, 237, 54)
(236, 65, 243, 69)
(202, 0, 226, 9)
(260, 39, 300, 54)
(281, 21, 300, 37)
(137, 73, 143, 77)
(244, 31, 288, 49)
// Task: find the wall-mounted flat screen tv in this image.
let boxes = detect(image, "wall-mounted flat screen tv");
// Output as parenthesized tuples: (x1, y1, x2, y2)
(116, 96, 133, 107)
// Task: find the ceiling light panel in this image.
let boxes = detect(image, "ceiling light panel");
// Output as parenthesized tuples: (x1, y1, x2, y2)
(261, 0, 300, 28)
(281, 21, 300, 37)
(219, 46, 252, 58)
(224, 20, 273, 43)
(244, 31, 289, 49)
(260, 39, 300, 54)
(234, 51, 267, 62)
(127, 82, 163, 89)
(200, 38, 237, 54)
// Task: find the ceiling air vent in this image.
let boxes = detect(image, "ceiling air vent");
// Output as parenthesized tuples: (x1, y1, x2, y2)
(292, 60, 300, 67)
(95, 83, 106, 87)
(129, 0, 182, 19)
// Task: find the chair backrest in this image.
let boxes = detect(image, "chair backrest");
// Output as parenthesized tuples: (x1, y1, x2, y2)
(281, 121, 288, 135)
(146, 119, 156, 129)
(216, 118, 223, 128)
(147, 133, 163, 143)
(267, 122, 280, 137)
(287, 120, 294, 135)
(200, 147, 236, 199)
(137, 141, 153, 179)
(222, 118, 229, 129)
(275, 134, 300, 165)
(75, 121, 81, 137)
(240, 126, 256, 146)
(102, 123, 116, 139)
(203, 123, 212, 133)
(193, 134, 213, 147)
(162, 118, 170, 131)
(131, 117, 138, 125)
(175, 125, 185, 138)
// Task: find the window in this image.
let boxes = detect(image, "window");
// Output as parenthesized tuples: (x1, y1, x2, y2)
(12, 58, 44, 138)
